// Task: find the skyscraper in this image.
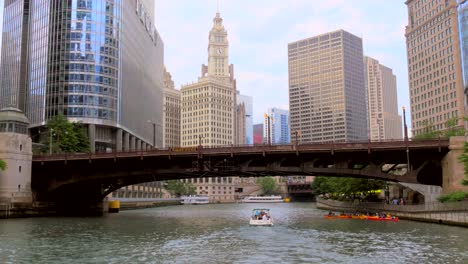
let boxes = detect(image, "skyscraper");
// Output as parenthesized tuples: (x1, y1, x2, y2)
(180, 12, 236, 148)
(0, 0, 164, 152)
(236, 92, 253, 145)
(180, 12, 239, 203)
(405, 0, 464, 135)
(364, 56, 403, 140)
(288, 30, 368, 143)
(265, 108, 290, 144)
(163, 67, 181, 148)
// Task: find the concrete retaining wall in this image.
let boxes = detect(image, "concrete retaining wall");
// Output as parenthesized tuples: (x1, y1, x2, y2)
(316, 198, 468, 227)
(116, 198, 181, 210)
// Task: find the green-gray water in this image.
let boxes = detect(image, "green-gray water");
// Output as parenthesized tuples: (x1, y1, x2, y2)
(0, 203, 466, 263)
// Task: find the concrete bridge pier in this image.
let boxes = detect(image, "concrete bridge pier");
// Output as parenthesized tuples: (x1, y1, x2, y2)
(0, 108, 33, 218)
(442, 136, 468, 194)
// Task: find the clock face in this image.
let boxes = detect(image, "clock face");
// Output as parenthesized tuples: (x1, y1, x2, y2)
(217, 48, 223, 55)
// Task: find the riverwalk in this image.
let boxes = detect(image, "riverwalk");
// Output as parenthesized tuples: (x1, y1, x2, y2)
(316, 197, 468, 227)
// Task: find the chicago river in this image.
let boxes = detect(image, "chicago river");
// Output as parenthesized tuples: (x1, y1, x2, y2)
(0, 203, 467, 263)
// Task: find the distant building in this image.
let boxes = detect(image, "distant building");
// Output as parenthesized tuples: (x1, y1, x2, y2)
(288, 30, 368, 143)
(364, 56, 403, 140)
(265, 108, 290, 144)
(179, 12, 239, 203)
(236, 92, 253, 145)
(253, 124, 264, 145)
(405, 0, 464, 135)
(163, 67, 181, 148)
(180, 12, 236, 148)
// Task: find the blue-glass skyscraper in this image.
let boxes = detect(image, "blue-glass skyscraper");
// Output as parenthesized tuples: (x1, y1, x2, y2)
(0, 0, 164, 152)
(265, 108, 290, 144)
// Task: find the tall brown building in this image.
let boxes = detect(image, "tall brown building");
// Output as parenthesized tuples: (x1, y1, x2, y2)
(405, 0, 464, 136)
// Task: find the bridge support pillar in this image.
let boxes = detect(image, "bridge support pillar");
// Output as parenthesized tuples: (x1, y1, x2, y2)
(130, 136, 135, 151)
(123, 132, 129, 152)
(136, 139, 141, 151)
(442, 136, 468, 194)
(88, 124, 96, 153)
(116, 129, 123, 152)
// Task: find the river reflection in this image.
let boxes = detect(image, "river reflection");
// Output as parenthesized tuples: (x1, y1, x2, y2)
(0, 203, 466, 263)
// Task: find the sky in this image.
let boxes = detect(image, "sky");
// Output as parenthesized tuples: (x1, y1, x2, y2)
(0, 0, 410, 126)
(154, 0, 410, 124)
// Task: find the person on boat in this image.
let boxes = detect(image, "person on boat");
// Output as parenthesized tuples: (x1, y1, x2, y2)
(328, 211, 334, 216)
(262, 214, 268, 221)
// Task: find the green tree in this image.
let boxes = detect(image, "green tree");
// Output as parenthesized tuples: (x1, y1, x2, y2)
(257, 176, 278, 195)
(458, 142, 468, 186)
(165, 180, 197, 197)
(311, 176, 384, 199)
(0, 159, 6, 171)
(413, 120, 438, 139)
(443, 117, 465, 138)
(44, 114, 90, 154)
(414, 117, 465, 139)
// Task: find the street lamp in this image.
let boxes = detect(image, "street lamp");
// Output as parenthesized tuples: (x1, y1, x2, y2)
(402, 106, 410, 172)
(147, 120, 156, 149)
(294, 130, 300, 145)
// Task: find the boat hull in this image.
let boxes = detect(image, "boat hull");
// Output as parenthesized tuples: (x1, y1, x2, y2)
(249, 219, 274, 226)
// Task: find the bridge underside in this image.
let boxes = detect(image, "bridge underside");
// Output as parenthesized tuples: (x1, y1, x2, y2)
(32, 146, 446, 206)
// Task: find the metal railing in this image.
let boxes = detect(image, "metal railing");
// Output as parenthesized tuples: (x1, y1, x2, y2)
(33, 138, 450, 162)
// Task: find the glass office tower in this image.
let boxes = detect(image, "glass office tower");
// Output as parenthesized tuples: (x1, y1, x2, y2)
(0, 0, 164, 152)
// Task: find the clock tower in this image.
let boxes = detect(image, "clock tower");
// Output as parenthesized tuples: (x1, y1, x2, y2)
(207, 12, 229, 77)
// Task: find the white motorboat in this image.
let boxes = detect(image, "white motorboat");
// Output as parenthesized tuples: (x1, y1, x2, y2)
(249, 208, 273, 226)
(241, 195, 284, 203)
(180, 195, 209, 205)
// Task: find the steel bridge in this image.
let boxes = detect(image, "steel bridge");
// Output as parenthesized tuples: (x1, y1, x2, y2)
(31, 139, 450, 206)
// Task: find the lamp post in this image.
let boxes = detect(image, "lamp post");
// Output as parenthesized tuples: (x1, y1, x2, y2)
(295, 130, 300, 145)
(402, 106, 410, 172)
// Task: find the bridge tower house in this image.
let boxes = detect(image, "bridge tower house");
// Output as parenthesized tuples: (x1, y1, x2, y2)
(0, 108, 33, 216)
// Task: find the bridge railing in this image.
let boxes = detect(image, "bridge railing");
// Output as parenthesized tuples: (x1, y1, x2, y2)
(32, 138, 450, 161)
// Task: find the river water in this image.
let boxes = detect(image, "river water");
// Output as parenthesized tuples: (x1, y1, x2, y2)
(0, 203, 466, 264)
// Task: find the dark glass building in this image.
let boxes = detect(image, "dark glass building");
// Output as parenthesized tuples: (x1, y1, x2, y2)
(0, 0, 164, 152)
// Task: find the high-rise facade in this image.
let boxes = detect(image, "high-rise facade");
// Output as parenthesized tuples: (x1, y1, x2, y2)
(364, 56, 403, 141)
(265, 108, 290, 144)
(288, 30, 368, 143)
(180, 12, 239, 203)
(459, 1, 468, 98)
(181, 12, 236, 148)
(0, 0, 164, 152)
(163, 67, 181, 148)
(405, 0, 464, 135)
(235, 92, 253, 145)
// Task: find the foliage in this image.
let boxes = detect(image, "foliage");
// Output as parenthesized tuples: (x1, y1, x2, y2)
(43, 114, 90, 154)
(413, 120, 439, 139)
(0, 159, 6, 171)
(165, 180, 197, 197)
(311, 176, 385, 199)
(414, 117, 465, 139)
(458, 142, 468, 186)
(257, 176, 278, 195)
(437, 191, 468, 203)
